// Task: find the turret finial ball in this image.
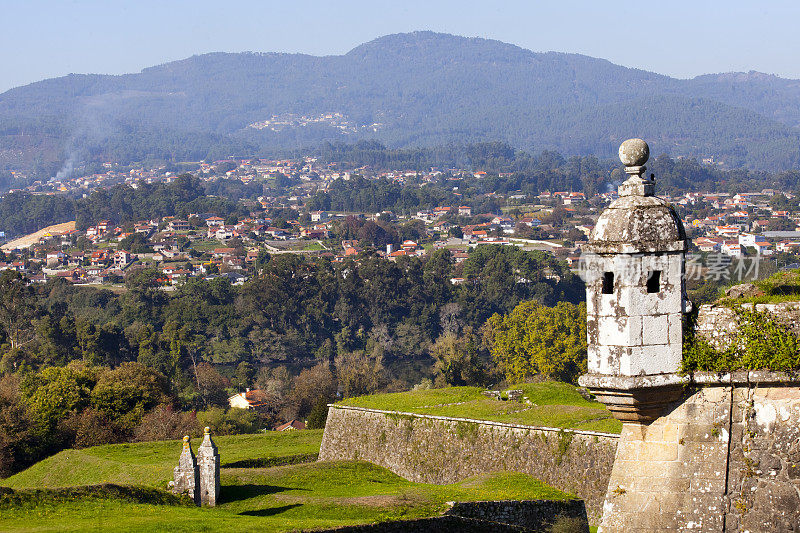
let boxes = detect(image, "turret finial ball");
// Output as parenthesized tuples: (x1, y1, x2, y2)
(619, 138, 649, 167)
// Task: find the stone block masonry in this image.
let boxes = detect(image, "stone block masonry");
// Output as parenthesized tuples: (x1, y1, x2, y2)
(197, 427, 220, 507)
(170, 436, 200, 505)
(312, 516, 529, 532)
(312, 500, 589, 532)
(446, 500, 589, 531)
(598, 374, 800, 532)
(318, 405, 618, 524)
(169, 427, 220, 507)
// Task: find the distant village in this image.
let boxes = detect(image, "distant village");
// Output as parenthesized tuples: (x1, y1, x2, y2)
(3, 155, 800, 286)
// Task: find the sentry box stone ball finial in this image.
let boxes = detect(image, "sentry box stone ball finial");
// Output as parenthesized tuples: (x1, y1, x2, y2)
(619, 138, 649, 167)
(617, 139, 653, 196)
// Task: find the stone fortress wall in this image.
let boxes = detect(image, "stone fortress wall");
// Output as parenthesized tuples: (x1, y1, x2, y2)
(599, 373, 800, 532)
(313, 500, 590, 532)
(696, 301, 800, 349)
(318, 405, 618, 523)
(584, 303, 800, 531)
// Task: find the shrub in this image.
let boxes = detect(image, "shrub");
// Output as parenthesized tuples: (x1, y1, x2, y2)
(133, 404, 201, 442)
(91, 362, 169, 431)
(197, 407, 261, 435)
(59, 408, 119, 448)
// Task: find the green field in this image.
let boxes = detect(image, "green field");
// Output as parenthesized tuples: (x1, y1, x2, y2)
(190, 238, 223, 252)
(0, 430, 573, 532)
(338, 382, 622, 434)
(2, 431, 324, 490)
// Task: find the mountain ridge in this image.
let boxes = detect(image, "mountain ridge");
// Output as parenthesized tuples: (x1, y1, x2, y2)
(2, 31, 800, 177)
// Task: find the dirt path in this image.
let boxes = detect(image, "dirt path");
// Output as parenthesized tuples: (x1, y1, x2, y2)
(2, 221, 76, 251)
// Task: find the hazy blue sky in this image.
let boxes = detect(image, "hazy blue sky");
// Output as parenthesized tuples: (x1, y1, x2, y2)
(2, 0, 799, 93)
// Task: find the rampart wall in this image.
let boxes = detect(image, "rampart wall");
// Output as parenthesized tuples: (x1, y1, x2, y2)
(599, 373, 800, 532)
(696, 301, 800, 349)
(318, 405, 618, 523)
(313, 500, 589, 532)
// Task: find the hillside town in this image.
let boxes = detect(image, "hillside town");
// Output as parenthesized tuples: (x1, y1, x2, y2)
(3, 155, 800, 287)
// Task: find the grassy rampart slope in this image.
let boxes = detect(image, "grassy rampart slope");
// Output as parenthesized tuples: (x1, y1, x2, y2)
(0, 427, 574, 532)
(2, 430, 323, 490)
(338, 382, 621, 434)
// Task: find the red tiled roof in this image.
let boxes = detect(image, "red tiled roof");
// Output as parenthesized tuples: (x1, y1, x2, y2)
(274, 420, 306, 431)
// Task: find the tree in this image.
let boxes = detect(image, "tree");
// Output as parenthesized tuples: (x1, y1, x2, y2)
(193, 362, 230, 408)
(122, 268, 166, 325)
(767, 217, 794, 231)
(335, 350, 383, 399)
(0, 375, 50, 477)
(233, 361, 255, 390)
(90, 362, 169, 430)
(23, 363, 97, 431)
(487, 301, 587, 384)
(430, 331, 484, 386)
(118, 233, 152, 254)
(306, 397, 329, 429)
(399, 219, 426, 242)
(290, 364, 336, 418)
(0, 271, 38, 354)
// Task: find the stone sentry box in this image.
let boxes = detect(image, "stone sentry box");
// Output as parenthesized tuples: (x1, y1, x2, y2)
(580, 139, 689, 422)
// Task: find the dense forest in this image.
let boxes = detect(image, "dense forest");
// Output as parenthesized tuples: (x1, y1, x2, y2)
(4, 32, 800, 177)
(0, 245, 583, 475)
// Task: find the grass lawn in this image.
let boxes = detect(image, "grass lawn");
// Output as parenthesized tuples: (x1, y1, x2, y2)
(1, 460, 572, 532)
(338, 382, 622, 434)
(302, 241, 326, 251)
(191, 239, 223, 252)
(2, 430, 324, 490)
(0, 397, 591, 532)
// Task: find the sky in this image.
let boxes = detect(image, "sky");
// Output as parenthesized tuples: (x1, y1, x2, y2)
(2, 0, 800, 93)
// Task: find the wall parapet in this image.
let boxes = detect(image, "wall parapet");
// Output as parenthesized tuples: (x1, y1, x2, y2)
(327, 404, 621, 439)
(319, 404, 618, 525)
(696, 301, 800, 351)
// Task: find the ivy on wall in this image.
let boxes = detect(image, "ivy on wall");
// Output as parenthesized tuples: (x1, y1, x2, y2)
(682, 305, 800, 372)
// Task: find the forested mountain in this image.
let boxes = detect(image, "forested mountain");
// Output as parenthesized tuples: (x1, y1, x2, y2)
(3, 31, 800, 176)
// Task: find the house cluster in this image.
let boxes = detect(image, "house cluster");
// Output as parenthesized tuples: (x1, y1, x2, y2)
(7, 152, 800, 291)
(679, 191, 800, 257)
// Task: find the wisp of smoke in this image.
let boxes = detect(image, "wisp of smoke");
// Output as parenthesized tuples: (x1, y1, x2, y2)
(52, 92, 124, 181)
(55, 154, 77, 180)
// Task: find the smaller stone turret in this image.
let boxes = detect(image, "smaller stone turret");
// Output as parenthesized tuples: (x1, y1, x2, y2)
(170, 435, 200, 505)
(197, 426, 220, 506)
